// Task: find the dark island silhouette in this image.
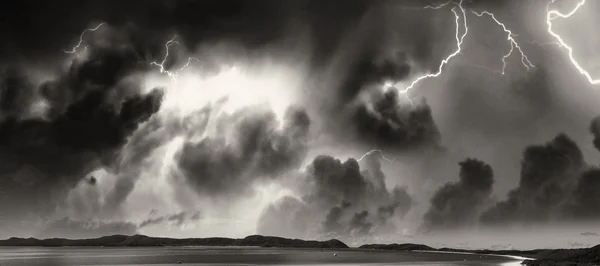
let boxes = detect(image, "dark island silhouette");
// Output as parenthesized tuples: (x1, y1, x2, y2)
(518, 244, 600, 266)
(0, 235, 348, 249)
(361, 243, 600, 265)
(1, 234, 599, 265)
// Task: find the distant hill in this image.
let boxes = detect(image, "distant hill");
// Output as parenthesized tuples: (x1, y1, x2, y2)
(521, 244, 600, 265)
(359, 243, 436, 251)
(360, 243, 600, 265)
(359, 243, 543, 258)
(4, 234, 599, 265)
(0, 234, 348, 249)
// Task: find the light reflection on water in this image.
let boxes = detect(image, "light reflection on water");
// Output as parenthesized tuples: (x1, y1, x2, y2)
(0, 247, 525, 266)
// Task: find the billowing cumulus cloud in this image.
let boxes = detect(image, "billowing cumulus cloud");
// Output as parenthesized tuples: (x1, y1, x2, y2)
(3, 0, 600, 248)
(590, 116, 600, 152)
(257, 154, 413, 240)
(322, 31, 443, 151)
(176, 106, 310, 198)
(562, 168, 600, 220)
(423, 158, 494, 230)
(354, 90, 441, 149)
(480, 133, 591, 226)
(0, 43, 163, 234)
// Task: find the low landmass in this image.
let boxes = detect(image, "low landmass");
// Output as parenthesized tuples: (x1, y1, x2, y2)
(359, 243, 436, 251)
(360, 243, 600, 265)
(0, 234, 348, 249)
(520, 244, 600, 266)
(3, 234, 599, 265)
(359, 243, 541, 257)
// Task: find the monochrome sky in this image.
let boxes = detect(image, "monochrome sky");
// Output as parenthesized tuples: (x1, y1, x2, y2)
(1, 0, 600, 249)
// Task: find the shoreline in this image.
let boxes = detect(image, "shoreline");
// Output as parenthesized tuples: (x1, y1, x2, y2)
(415, 250, 532, 264)
(0, 246, 532, 265)
(2, 234, 598, 265)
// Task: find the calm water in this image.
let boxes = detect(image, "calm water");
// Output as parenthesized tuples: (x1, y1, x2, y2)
(0, 247, 526, 266)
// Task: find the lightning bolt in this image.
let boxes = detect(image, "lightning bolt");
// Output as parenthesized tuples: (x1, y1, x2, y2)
(389, 0, 468, 103)
(63, 22, 106, 54)
(546, 0, 600, 85)
(357, 149, 395, 162)
(150, 36, 200, 80)
(392, 0, 541, 103)
(424, 0, 454, 10)
(471, 10, 535, 75)
(402, 0, 453, 10)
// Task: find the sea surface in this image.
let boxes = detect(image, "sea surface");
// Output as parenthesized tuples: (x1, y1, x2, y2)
(0, 247, 528, 266)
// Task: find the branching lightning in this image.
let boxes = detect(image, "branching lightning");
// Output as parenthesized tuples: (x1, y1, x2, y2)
(357, 149, 395, 162)
(471, 10, 535, 75)
(63, 0, 600, 169)
(546, 0, 600, 85)
(63, 22, 105, 54)
(392, 0, 542, 103)
(424, 0, 454, 10)
(396, 0, 469, 95)
(150, 36, 200, 80)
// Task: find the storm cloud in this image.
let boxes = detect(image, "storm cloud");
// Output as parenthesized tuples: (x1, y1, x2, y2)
(480, 134, 586, 226)
(591, 116, 600, 152)
(257, 153, 413, 240)
(3, 0, 600, 248)
(423, 158, 494, 230)
(353, 90, 441, 150)
(176, 106, 310, 198)
(0, 42, 163, 232)
(138, 211, 202, 228)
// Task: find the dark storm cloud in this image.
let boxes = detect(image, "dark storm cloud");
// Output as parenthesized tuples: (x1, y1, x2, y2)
(100, 107, 183, 213)
(86, 176, 97, 186)
(257, 154, 413, 240)
(306, 156, 367, 204)
(381, 187, 413, 220)
(138, 211, 201, 228)
(138, 217, 165, 229)
(322, 201, 352, 235)
(581, 232, 599, 237)
(480, 134, 587, 226)
(563, 168, 600, 220)
(354, 90, 441, 149)
(0, 0, 386, 63)
(337, 48, 411, 103)
(349, 210, 373, 235)
(3, 0, 587, 240)
(0, 41, 163, 227)
(176, 106, 310, 198)
(423, 158, 494, 230)
(0, 68, 41, 119)
(321, 7, 445, 151)
(0, 0, 386, 236)
(37, 218, 137, 239)
(590, 116, 600, 152)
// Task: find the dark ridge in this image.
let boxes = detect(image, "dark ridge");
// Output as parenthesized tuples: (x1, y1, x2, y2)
(0, 234, 348, 249)
(5, 234, 598, 265)
(359, 243, 435, 251)
(360, 243, 545, 258)
(521, 244, 600, 266)
(439, 248, 544, 258)
(360, 243, 600, 264)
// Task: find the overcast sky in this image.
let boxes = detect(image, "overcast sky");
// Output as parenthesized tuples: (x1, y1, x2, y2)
(1, 0, 600, 249)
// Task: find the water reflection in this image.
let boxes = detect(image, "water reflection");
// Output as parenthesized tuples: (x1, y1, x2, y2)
(0, 247, 525, 266)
